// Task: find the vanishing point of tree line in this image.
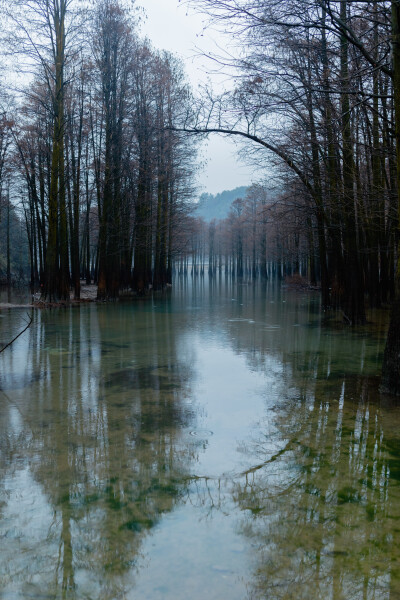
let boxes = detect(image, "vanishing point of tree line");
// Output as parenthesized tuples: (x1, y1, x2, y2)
(0, 0, 400, 394)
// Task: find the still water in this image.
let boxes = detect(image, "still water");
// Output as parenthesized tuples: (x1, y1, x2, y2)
(0, 279, 397, 599)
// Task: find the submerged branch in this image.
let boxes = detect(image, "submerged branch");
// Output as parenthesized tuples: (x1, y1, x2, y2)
(0, 311, 33, 353)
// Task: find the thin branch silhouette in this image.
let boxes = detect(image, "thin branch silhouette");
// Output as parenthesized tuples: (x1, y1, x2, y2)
(0, 311, 33, 354)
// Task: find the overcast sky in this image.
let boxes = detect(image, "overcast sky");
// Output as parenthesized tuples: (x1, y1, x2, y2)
(136, 0, 255, 196)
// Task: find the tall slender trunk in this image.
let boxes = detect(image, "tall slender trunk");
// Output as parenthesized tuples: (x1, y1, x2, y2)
(6, 183, 10, 287)
(339, 0, 366, 324)
(381, 0, 400, 393)
(44, 1, 69, 302)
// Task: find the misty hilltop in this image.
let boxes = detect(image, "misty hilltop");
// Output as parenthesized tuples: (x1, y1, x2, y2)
(194, 187, 248, 222)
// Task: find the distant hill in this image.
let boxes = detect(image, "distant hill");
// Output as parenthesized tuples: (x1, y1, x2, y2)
(194, 186, 248, 222)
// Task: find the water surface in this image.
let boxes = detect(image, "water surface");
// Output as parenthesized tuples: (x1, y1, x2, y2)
(0, 279, 397, 599)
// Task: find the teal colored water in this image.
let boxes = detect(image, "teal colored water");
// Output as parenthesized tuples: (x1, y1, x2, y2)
(0, 279, 397, 599)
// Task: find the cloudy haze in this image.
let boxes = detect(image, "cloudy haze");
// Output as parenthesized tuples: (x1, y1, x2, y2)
(136, 0, 255, 195)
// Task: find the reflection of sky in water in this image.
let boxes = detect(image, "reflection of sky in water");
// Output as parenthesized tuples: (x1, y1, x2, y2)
(189, 340, 281, 476)
(0, 280, 397, 599)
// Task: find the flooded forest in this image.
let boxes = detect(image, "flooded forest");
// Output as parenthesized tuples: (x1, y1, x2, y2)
(2, 0, 400, 599)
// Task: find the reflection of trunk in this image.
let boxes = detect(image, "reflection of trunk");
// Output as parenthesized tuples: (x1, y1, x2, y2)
(61, 504, 74, 594)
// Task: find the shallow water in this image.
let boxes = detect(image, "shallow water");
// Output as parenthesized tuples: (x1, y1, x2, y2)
(0, 278, 397, 599)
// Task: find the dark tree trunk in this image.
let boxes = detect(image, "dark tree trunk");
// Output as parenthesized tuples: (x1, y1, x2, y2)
(381, 0, 400, 392)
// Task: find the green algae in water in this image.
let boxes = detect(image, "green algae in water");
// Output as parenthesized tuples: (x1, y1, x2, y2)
(0, 282, 399, 600)
(337, 486, 361, 504)
(121, 517, 156, 532)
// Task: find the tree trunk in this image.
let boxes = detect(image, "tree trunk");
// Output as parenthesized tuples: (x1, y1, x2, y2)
(381, 0, 400, 393)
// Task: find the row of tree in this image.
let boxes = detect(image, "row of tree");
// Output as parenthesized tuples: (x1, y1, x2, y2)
(186, 184, 317, 282)
(2, 0, 400, 391)
(180, 0, 400, 392)
(181, 0, 395, 321)
(0, 0, 198, 300)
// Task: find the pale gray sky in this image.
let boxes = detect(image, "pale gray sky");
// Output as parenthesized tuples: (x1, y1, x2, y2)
(136, 0, 254, 196)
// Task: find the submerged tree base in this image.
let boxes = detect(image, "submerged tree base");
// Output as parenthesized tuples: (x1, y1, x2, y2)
(31, 283, 170, 308)
(381, 296, 400, 395)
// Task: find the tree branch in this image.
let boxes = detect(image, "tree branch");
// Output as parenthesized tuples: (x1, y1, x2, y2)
(171, 124, 315, 196)
(0, 312, 33, 353)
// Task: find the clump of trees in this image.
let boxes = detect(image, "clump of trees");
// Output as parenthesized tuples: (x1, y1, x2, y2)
(3, 0, 400, 393)
(0, 0, 198, 300)
(182, 0, 396, 322)
(180, 0, 400, 391)
(187, 184, 312, 282)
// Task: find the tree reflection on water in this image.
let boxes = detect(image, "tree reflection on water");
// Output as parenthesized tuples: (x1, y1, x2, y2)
(0, 282, 398, 600)
(0, 305, 199, 599)
(233, 376, 400, 600)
